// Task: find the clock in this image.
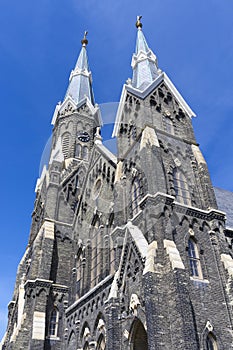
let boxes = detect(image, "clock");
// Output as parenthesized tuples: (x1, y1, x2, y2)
(77, 131, 90, 142)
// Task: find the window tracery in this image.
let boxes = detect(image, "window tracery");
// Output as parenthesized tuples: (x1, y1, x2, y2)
(188, 238, 203, 279)
(75, 143, 82, 158)
(62, 133, 71, 158)
(173, 168, 191, 205)
(206, 333, 218, 350)
(48, 307, 59, 337)
(97, 335, 106, 350)
(83, 146, 89, 160)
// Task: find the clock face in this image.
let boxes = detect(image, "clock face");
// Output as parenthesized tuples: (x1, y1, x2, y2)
(77, 131, 90, 142)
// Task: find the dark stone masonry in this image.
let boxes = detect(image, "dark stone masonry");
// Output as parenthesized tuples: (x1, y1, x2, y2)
(1, 18, 233, 350)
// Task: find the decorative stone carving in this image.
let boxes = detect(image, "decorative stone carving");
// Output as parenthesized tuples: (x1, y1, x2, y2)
(129, 294, 140, 315)
(205, 320, 213, 332)
(97, 319, 105, 332)
(84, 326, 91, 339)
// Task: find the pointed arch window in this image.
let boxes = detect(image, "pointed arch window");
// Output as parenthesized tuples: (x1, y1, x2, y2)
(75, 143, 82, 158)
(91, 217, 104, 287)
(173, 168, 191, 205)
(62, 133, 71, 158)
(206, 333, 218, 350)
(48, 307, 59, 337)
(83, 146, 89, 160)
(97, 335, 106, 350)
(83, 342, 90, 350)
(131, 178, 141, 217)
(164, 116, 174, 135)
(188, 238, 202, 279)
(76, 248, 84, 298)
(131, 320, 148, 350)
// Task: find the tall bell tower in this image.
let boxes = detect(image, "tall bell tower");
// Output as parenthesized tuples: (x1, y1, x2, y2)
(109, 16, 233, 350)
(2, 32, 101, 350)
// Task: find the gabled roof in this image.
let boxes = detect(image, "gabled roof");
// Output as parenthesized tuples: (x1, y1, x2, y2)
(112, 72, 196, 137)
(95, 141, 117, 164)
(51, 95, 102, 126)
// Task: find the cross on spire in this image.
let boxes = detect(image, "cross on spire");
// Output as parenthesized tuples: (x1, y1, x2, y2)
(65, 31, 94, 105)
(131, 16, 159, 90)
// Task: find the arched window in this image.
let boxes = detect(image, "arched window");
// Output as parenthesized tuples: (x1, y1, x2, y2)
(132, 179, 141, 217)
(83, 342, 90, 350)
(97, 335, 106, 350)
(48, 307, 59, 337)
(75, 143, 82, 158)
(131, 320, 148, 350)
(62, 133, 71, 158)
(173, 168, 191, 205)
(206, 333, 218, 350)
(188, 238, 202, 279)
(76, 249, 84, 298)
(83, 146, 89, 160)
(164, 116, 174, 134)
(91, 217, 103, 288)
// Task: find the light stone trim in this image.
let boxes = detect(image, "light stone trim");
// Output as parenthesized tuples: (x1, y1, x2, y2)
(164, 239, 185, 270)
(112, 72, 195, 137)
(126, 222, 148, 258)
(143, 241, 158, 274)
(43, 221, 55, 240)
(140, 126, 160, 150)
(115, 161, 123, 183)
(49, 136, 64, 164)
(35, 165, 48, 193)
(221, 254, 233, 277)
(32, 311, 45, 340)
(107, 271, 120, 301)
(17, 280, 25, 326)
(191, 144, 206, 165)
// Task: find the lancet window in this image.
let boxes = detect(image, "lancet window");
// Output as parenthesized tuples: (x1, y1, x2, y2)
(188, 238, 202, 279)
(48, 307, 59, 337)
(173, 168, 191, 205)
(206, 333, 218, 350)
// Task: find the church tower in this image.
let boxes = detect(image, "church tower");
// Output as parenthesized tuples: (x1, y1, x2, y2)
(2, 18, 233, 350)
(110, 17, 233, 350)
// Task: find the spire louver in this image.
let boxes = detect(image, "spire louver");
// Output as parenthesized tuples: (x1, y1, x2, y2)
(65, 32, 95, 105)
(131, 17, 160, 91)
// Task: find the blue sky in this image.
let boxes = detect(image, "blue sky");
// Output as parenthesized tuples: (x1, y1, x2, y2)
(0, 0, 233, 339)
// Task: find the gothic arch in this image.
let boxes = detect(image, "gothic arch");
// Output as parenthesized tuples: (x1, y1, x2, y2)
(67, 330, 76, 350)
(201, 325, 223, 350)
(129, 319, 148, 350)
(96, 334, 106, 350)
(62, 132, 71, 158)
(94, 312, 106, 335)
(173, 167, 191, 205)
(48, 306, 59, 337)
(80, 321, 91, 340)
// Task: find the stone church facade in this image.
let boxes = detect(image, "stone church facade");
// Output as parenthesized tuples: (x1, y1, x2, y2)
(2, 18, 233, 350)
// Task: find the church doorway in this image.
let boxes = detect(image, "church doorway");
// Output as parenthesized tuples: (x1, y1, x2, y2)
(130, 319, 148, 350)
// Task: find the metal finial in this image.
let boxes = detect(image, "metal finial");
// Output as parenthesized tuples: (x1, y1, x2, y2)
(136, 15, 142, 29)
(81, 31, 88, 46)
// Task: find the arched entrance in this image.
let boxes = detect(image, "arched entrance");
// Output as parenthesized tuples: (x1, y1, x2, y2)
(130, 319, 148, 350)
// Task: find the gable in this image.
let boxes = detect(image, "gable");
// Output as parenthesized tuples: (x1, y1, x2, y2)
(113, 72, 195, 137)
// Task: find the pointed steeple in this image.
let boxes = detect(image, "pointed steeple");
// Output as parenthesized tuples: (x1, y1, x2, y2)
(65, 31, 95, 105)
(131, 16, 160, 91)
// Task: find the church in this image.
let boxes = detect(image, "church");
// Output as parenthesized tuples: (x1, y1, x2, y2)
(2, 17, 233, 350)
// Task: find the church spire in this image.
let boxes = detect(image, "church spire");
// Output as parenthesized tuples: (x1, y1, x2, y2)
(131, 16, 160, 90)
(65, 31, 95, 105)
